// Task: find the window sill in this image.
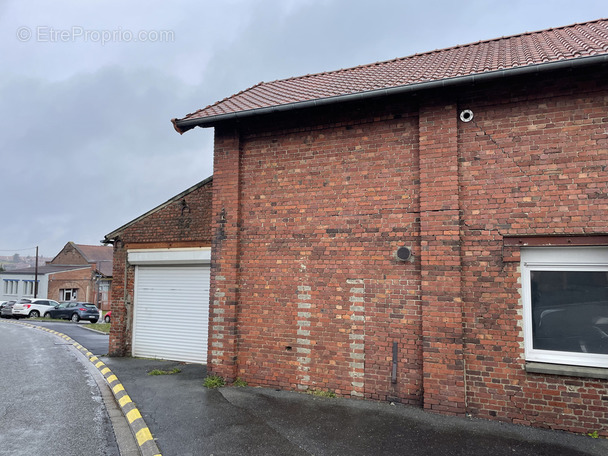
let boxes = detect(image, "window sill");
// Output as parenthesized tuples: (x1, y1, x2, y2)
(526, 362, 608, 380)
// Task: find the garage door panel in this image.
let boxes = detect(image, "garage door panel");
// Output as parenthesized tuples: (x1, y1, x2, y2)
(134, 323, 208, 336)
(134, 337, 207, 350)
(133, 265, 209, 364)
(135, 308, 207, 318)
(136, 312, 208, 322)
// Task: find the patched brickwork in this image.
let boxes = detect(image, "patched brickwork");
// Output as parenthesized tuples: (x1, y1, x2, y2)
(211, 100, 423, 402)
(208, 128, 241, 380)
(107, 178, 213, 357)
(208, 69, 608, 434)
(419, 101, 466, 415)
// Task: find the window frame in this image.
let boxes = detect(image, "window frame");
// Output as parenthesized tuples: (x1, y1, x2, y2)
(60, 288, 78, 301)
(521, 246, 608, 368)
(22, 280, 38, 297)
(3, 279, 19, 295)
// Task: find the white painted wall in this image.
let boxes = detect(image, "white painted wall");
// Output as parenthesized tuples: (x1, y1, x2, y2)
(0, 272, 49, 302)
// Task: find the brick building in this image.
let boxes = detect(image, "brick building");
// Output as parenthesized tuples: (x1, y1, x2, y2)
(47, 242, 113, 310)
(170, 20, 608, 434)
(104, 177, 213, 362)
(0, 264, 87, 302)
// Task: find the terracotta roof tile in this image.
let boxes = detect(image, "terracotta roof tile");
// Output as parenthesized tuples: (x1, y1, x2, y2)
(74, 244, 113, 263)
(74, 244, 114, 276)
(176, 19, 608, 126)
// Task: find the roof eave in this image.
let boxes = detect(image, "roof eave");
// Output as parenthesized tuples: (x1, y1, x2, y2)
(173, 54, 608, 133)
(103, 175, 213, 243)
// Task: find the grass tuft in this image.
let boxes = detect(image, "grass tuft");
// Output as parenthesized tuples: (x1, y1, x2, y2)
(306, 389, 337, 398)
(148, 368, 181, 376)
(88, 323, 111, 334)
(233, 377, 248, 387)
(203, 375, 226, 388)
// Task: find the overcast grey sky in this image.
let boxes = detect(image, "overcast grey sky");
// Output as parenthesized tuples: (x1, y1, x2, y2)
(1, 0, 606, 258)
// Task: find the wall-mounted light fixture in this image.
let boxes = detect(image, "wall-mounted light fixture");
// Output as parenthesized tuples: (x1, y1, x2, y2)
(181, 199, 191, 215)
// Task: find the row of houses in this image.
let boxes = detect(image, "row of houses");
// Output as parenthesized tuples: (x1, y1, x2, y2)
(0, 242, 113, 310)
(11, 18, 604, 435)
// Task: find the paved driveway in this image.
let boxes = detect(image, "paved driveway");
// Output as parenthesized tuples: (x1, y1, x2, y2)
(30, 320, 109, 355)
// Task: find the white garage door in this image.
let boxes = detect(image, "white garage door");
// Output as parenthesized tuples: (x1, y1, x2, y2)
(133, 265, 210, 363)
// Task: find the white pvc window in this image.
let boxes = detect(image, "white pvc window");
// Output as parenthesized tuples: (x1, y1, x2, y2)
(23, 280, 38, 296)
(60, 288, 78, 301)
(4, 279, 19, 295)
(521, 247, 608, 368)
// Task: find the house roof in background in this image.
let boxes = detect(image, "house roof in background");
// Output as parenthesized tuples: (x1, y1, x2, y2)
(73, 243, 113, 276)
(1, 264, 88, 276)
(49, 242, 114, 277)
(174, 18, 608, 131)
(72, 243, 113, 264)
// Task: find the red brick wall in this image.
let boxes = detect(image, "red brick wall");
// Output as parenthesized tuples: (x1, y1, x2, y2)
(457, 73, 608, 433)
(47, 267, 95, 303)
(118, 179, 213, 244)
(209, 69, 608, 434)
(109, 244, 131, 356)
(207, 128, 241, 379)
(234, 111, 422, 402)
(50, 243, 89, 265)
(419, 102, 466, 415)
(108, 179, 213, 356)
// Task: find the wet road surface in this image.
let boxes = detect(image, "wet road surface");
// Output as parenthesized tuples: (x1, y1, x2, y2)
(0, 323, 117, 456)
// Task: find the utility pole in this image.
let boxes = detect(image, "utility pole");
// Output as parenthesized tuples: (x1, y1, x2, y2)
(34, 246, 39, 298)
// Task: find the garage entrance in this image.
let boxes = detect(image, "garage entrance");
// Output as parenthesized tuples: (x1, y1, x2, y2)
(130, 248, 210, 364)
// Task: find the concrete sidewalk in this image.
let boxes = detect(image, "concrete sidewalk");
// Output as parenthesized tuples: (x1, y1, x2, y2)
(102, 357, 608, 456)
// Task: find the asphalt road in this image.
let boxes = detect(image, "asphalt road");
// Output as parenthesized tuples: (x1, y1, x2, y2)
(29, 320, 109, 355)
(0, 323, 118, 456)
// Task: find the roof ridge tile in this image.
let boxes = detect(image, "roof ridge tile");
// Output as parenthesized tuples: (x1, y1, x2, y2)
(253, 18, 608, 87)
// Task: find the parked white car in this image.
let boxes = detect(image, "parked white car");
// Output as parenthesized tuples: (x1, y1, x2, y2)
(12, 298, 60, 318)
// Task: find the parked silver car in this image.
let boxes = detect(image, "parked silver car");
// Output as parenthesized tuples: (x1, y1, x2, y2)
(0, 301, 17, 318)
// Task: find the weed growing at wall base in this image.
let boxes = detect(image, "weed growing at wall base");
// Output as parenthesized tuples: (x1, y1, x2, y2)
(306, 389, 337, 398)
(204, 375, 226, 388)
(233, 377, 247, 387)
(148, 368, 181, 376)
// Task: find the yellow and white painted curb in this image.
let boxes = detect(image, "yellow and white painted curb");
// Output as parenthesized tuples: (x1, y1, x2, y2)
(1, 319, 162, 456)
